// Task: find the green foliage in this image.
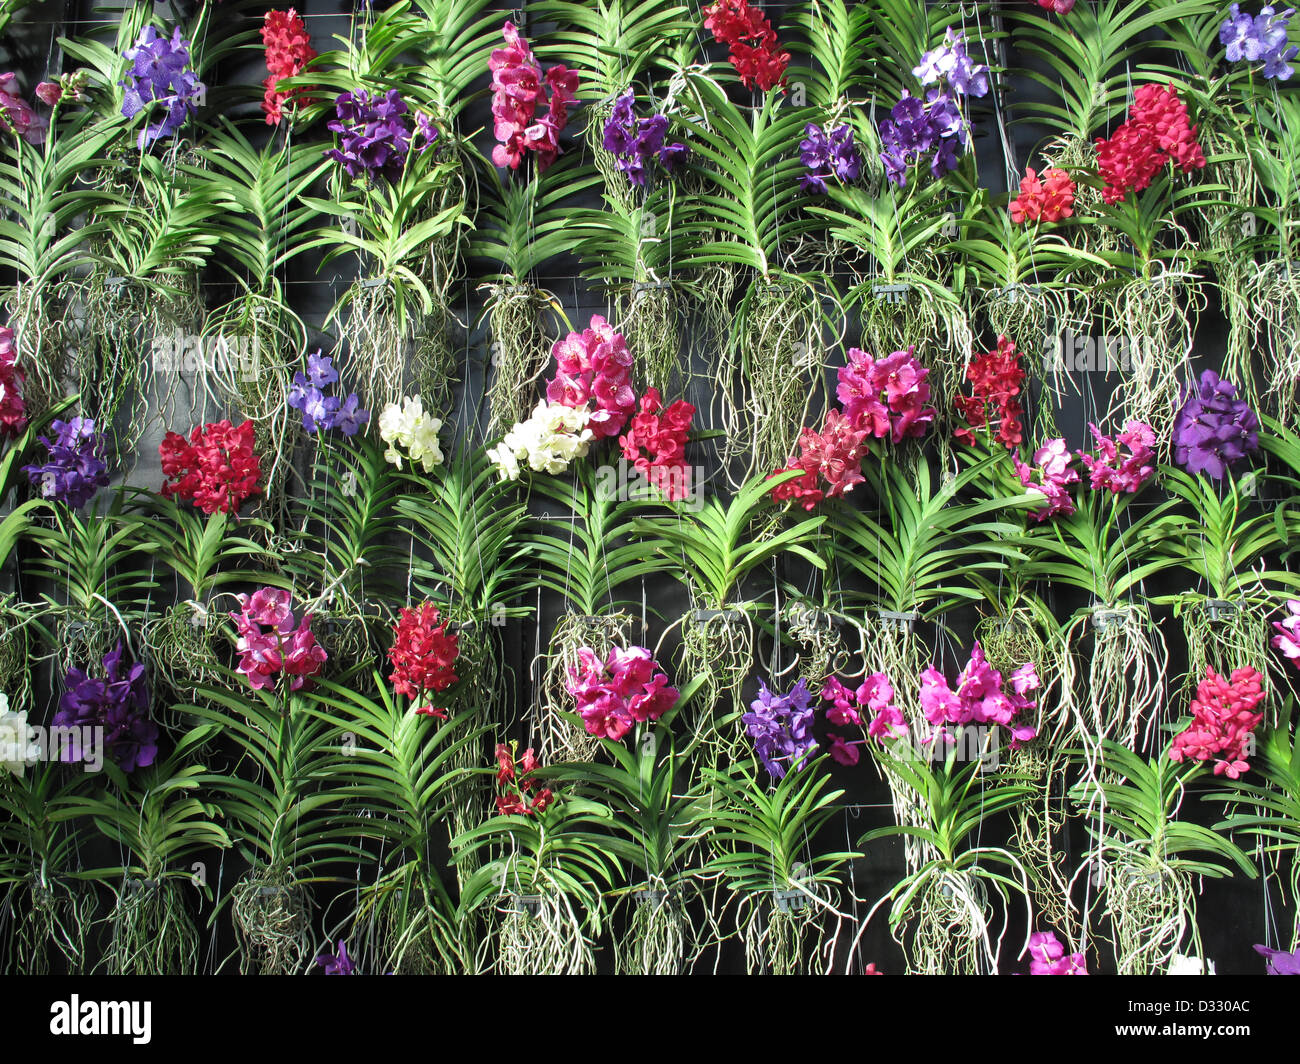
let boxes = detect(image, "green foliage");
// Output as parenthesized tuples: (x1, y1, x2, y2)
(396, 449, 534, 616)
(1071, 739, 1257, 879)
(830, 451, 1034, 617)
(704, 755, 853, 894)
(531, 462, 668, 615)
(636, 470, 826, 609)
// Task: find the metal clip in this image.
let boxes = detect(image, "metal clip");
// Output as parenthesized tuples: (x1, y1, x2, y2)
(871, 283, 911, 304)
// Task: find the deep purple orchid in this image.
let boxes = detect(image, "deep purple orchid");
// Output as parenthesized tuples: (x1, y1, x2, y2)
(325, 89, 429, 182)
(1171, 369, 1259, 480)
(315, 939, 357, 974)
(54, 642, 157, 773)
(23, 417, 110, 507)
(879, 88, 965, 188)
(601, 90, 687, 187)
(799, 122, 860, 194)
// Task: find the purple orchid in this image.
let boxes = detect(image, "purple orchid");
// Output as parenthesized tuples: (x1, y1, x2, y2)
(325, 89, 420, 182)
(315, 940, 357, 974)
(288, 350, 370, 435)
(1221, 5, 1299, 79)
(119, 26, 204, 150)
(742, 678, 818, 778)
(799, 122, 860, 194)
(879, 88, 966, 188)
(1171, 369, 1259, 480)
(1253, 943, 1300, 974)
(22, 417, 110, 508)
(913, 28, 990, 98)
(54, 642, 157, 773)
(601, 90, 688, 188)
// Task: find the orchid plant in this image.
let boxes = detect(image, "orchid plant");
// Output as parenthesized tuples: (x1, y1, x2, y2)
(1071, 738, 1256, 974)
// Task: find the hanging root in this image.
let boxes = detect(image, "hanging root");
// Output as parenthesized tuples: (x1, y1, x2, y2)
(337, 280, 454, 415)
(1095, 268, 1201, 438)
(1248, 259, 1300, 427)
(776, 603, 853, 693)
(864, 617, 926, 719)
(231, 875, 313, 975)
(738, 883, 836, 975)
(101, 878, 199, 975)
(537, 611, 633, 764)
(55, 611, 121, 673)
(614, 885, 697, 975)
(617, 282, 681, 396)
(857, 284, 971, 416)
(727, 279, 821, 479)
(1069, 605, 1168, 770)
(676, 611, 755, 770)
(142, 601, 221, 699)
(198, 293, 301, 526)
(863, 617, 932, 871)
(1100, 850, 1193, 975)
(482, 887, 595, 975)
(893, 870, 1000, 975)
(1010, 743, 1079, 942)
(973, 284, 1070, 438)
(976, 605, 1077, 744)
(315, 611, 376, 672)
(482, 283, 556, 437)
(4, 282, 68, 416)
(11, 877, 93, 975)
(63, 274, 173, 472)
(0, 599, 33, 711)
(1180, 600, 1272, 709)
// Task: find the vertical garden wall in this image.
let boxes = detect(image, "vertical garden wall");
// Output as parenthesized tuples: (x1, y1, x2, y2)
(0, 0, 1298, 976)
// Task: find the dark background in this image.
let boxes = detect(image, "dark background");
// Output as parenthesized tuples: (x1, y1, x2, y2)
(0, 0, 1294, 974)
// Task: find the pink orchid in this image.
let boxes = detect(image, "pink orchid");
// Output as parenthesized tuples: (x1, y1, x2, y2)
(1272, 600, 1300, 667)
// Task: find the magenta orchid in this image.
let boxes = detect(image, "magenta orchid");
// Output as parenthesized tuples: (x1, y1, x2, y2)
(229, 588, 327, 692)
(836, 345, 936, 443)
(918, 643, 1039, 746)
(1027, 931, 1087, 974)
(545, 315, 636, 440)
(1013, 437, 1080, 521)
(1078, 420, 1157, 494)
(565, 645, 678, 741)
(489, 21, 579, 172)
(1271, 600, 1300, 668)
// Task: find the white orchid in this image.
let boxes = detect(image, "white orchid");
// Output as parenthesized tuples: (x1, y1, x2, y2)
(378, 395, 445, 472)
(488, 401, 594, 481)
(0, 694, 38, 779)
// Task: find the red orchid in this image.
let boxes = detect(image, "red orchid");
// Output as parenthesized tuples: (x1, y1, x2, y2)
(953, 336, 1026, 449)
(260, 9, 316, 125)
(703, 0, 790, 92)
(619, 387, 696, 500)
(159, 418, 262, 514)
(1009, 167, 1076, 224)
(388, 603, 460, 713)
